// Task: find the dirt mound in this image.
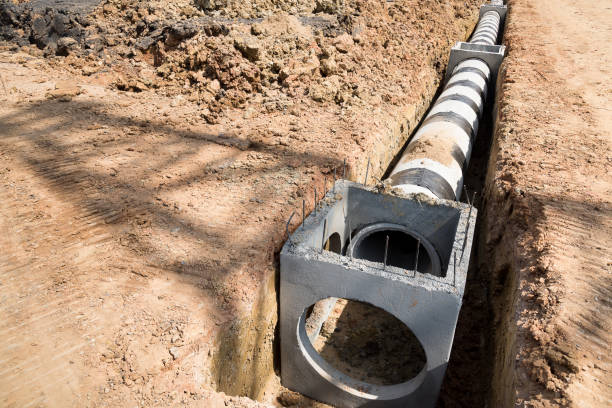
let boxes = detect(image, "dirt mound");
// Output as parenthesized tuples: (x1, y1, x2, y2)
(1, 0, 478, 123)
(0, 0, 94, 54)
(194, 0, 344, 18)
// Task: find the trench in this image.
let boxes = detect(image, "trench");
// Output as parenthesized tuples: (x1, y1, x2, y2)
(0, 0, 523, 406)
(299, 39, 504, 408)
(207, 4, 517, 406)
(437, 82, 497, 407)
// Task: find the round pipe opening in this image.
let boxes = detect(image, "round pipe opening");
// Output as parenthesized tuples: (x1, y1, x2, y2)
(347, 223, 442, 277)
(306, 298, 427, 386)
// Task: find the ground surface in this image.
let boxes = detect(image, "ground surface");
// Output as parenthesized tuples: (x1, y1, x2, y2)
(484, 0, 611, 406)
(0, 0, 610, 407)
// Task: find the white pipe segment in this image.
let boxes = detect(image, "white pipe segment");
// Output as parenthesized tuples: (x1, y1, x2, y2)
(387, 6, 502, 201)
(471, 11, 501, 45)
(412, 121, 472, 157)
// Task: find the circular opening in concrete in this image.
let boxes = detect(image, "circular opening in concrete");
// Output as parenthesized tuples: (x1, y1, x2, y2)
(348, 223, 442, 276)
(304, 298, 427, 386)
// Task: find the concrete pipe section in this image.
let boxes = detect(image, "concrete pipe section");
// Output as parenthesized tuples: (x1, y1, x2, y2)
(280, 2, 506, 407)
(388, 9, 502, 201)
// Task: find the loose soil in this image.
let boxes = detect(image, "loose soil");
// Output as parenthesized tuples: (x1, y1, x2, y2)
(312, 298, 426, 386)
(0, 0, 610, 407)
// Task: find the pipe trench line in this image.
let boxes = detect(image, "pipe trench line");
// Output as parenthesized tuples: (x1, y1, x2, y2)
(387, 8, 502, 201)
(279, 4, 506, 407)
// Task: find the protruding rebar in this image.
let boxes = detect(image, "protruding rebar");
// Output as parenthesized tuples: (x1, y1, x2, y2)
(321, 218, 327, 253)
(414, 239, 421, 273)
(286, 211, 295, 243)
(343, 158, 346, 179)
(462, 192, 477, 262)
(383, 235, 389, 269)
(453, 252, 457, 287)
(314, 187, 317, 215)
(364, 158, 370, 186)
(302, 199, 305, 229)
(333, 168, 336, 193)
(466, 191, 476, 233)
(324, 176, 327, 197)
(348, 219, 353, 259)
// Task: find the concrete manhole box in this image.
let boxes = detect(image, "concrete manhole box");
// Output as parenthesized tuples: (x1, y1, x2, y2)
(280, 180, 476, 407)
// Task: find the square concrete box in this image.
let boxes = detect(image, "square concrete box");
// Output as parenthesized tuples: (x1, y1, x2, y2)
(280, 181, 477, 408)
(445, 42, 506, 86)
(480, 3, 507, 24)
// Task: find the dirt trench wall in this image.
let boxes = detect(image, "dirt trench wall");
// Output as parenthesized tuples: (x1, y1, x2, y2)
(479, 88, 525, 406)
(212, 272, 278, 399)
(479, 0, 612, 405)
(479, 44, 536, 408)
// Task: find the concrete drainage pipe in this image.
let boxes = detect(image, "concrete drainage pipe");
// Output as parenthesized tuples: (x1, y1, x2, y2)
(388, 9, 502, 200)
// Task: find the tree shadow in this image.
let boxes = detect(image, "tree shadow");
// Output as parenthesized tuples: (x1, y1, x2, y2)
(0, 95, 345, 398)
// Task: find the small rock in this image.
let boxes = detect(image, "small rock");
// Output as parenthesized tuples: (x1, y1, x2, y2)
(279, 53, 320, 81)
(234, 36, 261, 62)
(320, 57, 337, 76)
(84, 35, 104, 53)
(207, 79, 221, 93)
(309, 76, 340, 102)
(251, 23, 264, 36)
(314, 0, 342, 13)
(31, 16, 48, 45)
(47, 80, 81, 100)
(52, 13, 70, 36)
(166, 21, 198, 47)
(333, 33, 354, 53)
(57, 37, 78, 56)
(135, 36, 157, 51)
(169, 347, 180, 360)
(277, 390, 301, 407)
(352, 24, 366, 43)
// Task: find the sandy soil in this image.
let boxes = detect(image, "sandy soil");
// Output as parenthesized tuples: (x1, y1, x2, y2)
(484, 0, 611, 406)
(0, 0, 481, 407)
(1, 0, 610, 407)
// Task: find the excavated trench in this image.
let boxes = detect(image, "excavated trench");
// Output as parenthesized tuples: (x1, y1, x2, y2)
(291, 30, 513, 408)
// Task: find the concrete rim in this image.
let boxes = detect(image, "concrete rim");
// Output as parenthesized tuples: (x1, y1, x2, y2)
(346, 222, 443, 277)
(296, 300, 429, 401)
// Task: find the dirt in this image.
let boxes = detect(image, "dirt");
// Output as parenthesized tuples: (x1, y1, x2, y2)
(312, 299, 426, 386)
(0, 0, 482, 407)
(1, 0, 477, 123)
(1, 0, 609, 407)
(479, 0, 612, 406)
